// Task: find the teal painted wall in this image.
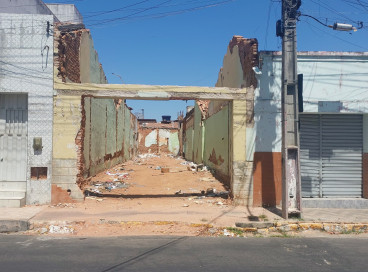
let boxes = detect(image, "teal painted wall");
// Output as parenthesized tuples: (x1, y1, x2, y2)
(83, 98, 137, 177)
(203, 105, 230, 180)
(183, 103, 230, 183)
(193, 104, 204, 164)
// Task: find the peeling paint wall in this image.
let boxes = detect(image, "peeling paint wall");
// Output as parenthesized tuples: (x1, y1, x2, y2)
(183, 113, 194, 161)
(183, 103, 230, 187)
(52, 24, 136, 200)
(193, 104, 204, 165)
(203, 105, 230, 186)
(215, 36, 257, 205)
(83, 98, 137, 178)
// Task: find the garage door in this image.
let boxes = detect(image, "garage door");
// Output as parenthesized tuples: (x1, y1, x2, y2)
(300, 114, 362, 198)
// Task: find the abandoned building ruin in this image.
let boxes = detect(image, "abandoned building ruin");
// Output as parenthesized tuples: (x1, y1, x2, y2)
(1, 0, 368, 210)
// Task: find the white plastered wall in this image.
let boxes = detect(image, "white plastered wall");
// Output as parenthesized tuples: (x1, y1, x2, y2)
(0, 13, 54, 204)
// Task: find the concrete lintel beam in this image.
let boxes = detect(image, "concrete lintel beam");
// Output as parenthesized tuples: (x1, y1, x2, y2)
(54, 82, 248, 100)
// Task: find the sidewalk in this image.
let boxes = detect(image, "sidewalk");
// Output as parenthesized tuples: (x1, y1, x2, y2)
(2, 155, 368, 236)
(2, 201, 368, 236)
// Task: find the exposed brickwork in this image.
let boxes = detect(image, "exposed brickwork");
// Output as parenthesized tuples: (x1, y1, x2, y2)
(55, 25, 84, 83)
(228, 36, 258, 89)
(138, 125, 180, 155)
(75, 96, 87, 189)
(253, 152, 282, 207)
(51, 184, 76, 204)
(227, 36, 258, 128)
(363, 153, 368, 198)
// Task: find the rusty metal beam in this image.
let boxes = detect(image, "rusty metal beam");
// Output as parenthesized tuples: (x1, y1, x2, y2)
(54, 82, 248, 100)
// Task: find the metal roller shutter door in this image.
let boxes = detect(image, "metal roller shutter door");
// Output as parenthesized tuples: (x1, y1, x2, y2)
(300, 114, 362, 198)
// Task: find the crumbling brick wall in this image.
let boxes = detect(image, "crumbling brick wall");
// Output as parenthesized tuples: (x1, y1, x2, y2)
(55, 24, 84, 83)
(52, 23, 138, 199)
(214, 36, 259, 205)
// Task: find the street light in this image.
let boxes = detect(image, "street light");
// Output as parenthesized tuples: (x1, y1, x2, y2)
(330, 22, 357, 32)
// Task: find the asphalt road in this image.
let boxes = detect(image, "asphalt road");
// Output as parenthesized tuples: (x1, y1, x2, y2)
(0, 235, 367, 272)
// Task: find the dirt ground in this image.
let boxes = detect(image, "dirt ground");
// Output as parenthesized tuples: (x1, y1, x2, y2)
(28, 154, 278, 237)
(85, 153, 229, 199)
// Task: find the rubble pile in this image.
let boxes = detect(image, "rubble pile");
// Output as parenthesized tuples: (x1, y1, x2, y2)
(84, 165, 132, 195)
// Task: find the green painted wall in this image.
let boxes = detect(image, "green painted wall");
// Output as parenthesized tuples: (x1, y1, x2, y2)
(184, 126, 194, 161)
(83, 98, 137, 177)
(193, 104, 204, 164)
(203, 105, 230, 179)
(183, 103, 230, 182)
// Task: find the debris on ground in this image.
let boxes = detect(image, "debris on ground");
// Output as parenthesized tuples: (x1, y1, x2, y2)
(138, 153, 159, 159)
(161, 167, 170, 173)
(48, 225, 74, 234)
(49, 203, 76, 208)
(181, 161, 208, 172)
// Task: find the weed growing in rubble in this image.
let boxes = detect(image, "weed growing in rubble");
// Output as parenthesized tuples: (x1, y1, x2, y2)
(258, 214, 268, 221)
(226, 227, 245, 237)
(270, 229, 293, 238)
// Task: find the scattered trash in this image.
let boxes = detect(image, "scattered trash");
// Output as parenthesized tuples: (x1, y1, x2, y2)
(138, 153, 159, 159)
(49, 225, 74, 234)
(40, 227, 48, 234)
(154, 166, 161, 170)
(223, 229, 234, 237)
(182, 204, 189, 207)
(50, 203, 76, 208)
(208, 228, 217, 235)
(206, 188, 217, 195)
(183, 162, 210, 172)
(115, 183, 130, 189)
(216, 201, 224, 206)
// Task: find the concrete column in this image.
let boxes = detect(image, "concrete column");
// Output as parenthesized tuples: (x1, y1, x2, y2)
(231, 100, 252, 205)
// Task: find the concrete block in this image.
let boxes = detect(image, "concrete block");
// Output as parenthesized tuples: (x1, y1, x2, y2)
(0, 191, 26, 198)
(0, 220, 29, 233)
(0, 182, 26, 191)
(0, 197, 26, 208)
(52, 175, 76, 184)
(52, 159, 77, 168)
(52, 167, 77, 176)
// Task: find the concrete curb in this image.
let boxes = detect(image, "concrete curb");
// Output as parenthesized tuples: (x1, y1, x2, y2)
(5, 218, 368, 235)
(234, 221, 368, 234)
(0, 220, 29, 233)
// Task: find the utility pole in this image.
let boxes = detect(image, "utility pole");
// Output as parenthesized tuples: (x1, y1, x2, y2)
(278, 0, 302, 219)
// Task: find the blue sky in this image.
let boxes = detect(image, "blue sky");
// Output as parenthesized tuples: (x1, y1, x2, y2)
(47, 0, 368, 121)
